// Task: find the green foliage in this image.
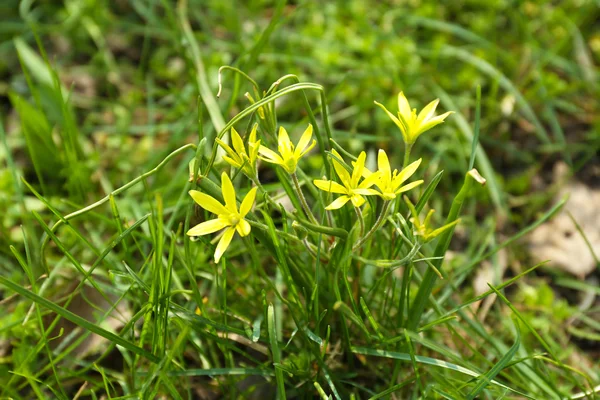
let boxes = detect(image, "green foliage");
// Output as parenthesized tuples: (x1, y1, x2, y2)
(0, 1, 598, 399)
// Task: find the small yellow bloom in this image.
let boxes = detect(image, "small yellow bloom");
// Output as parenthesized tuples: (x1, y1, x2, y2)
(258, 125, 316, 174)
(245, 92, 266, 120)
(187, 172, 257, 263)
(375, 92, 453, 145)
(215, 124, 260, 178)
(314, 149, 380, 209)
(375, 149, 424, 200)
(404, 197, 460, 242)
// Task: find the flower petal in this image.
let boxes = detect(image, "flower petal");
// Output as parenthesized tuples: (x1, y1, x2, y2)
(358, 170, 381, 189)
(187, 218, 228, 236)
(258, 145, 284, 165)
(249, 123, 258, 144)
(277, 126, 293, 159)
(393, 158, 422, 187)
(220, 172, 237, 212)
(240, 186, 258, 217)
(351, 151, 366, 186)
(415, 111, 453, 136)
(325, 195, 351, 210)
(222, 155, 242, 169)
(397, 91, 411, 118)
(377, 149, 391, 178)
(350, 194, 366, 208)
(231, 127, 246, 157)
(330, 149, 351, 184)
(236, 219, 251, 237)
(395, 179, 424, 195)
(298, 139, 316, 158)
(215, 138, 236, 158)
(374, 101, 406, 136)
(313, 179, 348, 194)
(353, 188, 379, 196)
(417, 98, 439, 124)
(214, 227, 236, 263)
(294, 124, 313, 158)
(189, 190, 227, 215)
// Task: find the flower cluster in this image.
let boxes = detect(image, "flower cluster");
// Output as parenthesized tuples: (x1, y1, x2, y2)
(187, 91, 452, 262)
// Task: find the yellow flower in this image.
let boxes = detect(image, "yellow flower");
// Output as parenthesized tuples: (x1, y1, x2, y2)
(404, 196, 460, 242)
(313, 149, 380, 209)
(245, 92, 266, 120)
(215, 124, 260, 177)
(187, 172, 257, 263)
(258, 124, 316, 174)
(375, 149, 424, 200)
(374, 92, 453, 145)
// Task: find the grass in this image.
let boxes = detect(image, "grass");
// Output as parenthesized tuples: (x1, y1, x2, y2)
(1, 0, 599, 399)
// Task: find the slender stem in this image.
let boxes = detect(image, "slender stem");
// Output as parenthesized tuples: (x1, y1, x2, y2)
(354, 206, 365, 237)
(403, 143, 413, 169)
(292, 172, 317, 224)
(353, 200, 391, 251)
(251, 176, 280, 209)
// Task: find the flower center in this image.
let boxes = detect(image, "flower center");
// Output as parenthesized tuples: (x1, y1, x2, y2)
(227, 213, 240, 226)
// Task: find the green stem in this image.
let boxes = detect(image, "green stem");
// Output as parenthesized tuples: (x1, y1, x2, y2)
(353, 201, 391, 251)
(406, 169, 486, 330)
(354, 206, 365, 237)
(252, 176, 280, 210)
(403, 143, 413, 169)
(292, 172, 318, 224)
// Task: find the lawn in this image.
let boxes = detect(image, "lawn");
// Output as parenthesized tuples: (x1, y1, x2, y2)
(0, 0, 599, 399)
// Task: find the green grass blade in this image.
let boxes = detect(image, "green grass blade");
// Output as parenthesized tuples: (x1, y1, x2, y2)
(0, 275, 160, 363)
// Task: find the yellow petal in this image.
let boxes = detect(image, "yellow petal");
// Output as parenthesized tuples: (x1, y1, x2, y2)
(330, 149, 351, 185)
(313, 179, 348, 194)
(353, 188, 379, 196)
(236, 219, 251, 237)
(277, 126, 293, 159)
(374, 101, 407, 141)
(189, 190, 227, 215)
(220, 172, 237, 212)
(417, 98, 440, 124)
(215, 138, 236, 158)
(298, 139, 316, 158)
(231, 128, 246, 157)
(377, 149, 391, 178)
(325, 195, 351, 210)
(395, 179, 424, 195)
(350, 194, 366, 208)
(351, 151, 366, 186)
(358, 170, 381, 189)
(416, 111, 453, 137)
(294, 124, 313, 159)
(397, 91, 411, 118)
(214, 227, 235, 263)
(249, 123, 258, 144)
(393, 158, 422, 187)
(258, 145, 284, 165)
(187, 218, 228, 236)
(222, 155, 243, 169)
(240, 186, 258, 217)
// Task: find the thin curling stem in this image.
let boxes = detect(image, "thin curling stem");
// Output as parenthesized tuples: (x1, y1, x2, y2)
(353, 200, 391, 251)
(292, 173, 318, 224)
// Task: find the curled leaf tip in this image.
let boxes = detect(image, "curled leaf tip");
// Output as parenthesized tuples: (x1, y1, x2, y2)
(468, 169, 486, 185)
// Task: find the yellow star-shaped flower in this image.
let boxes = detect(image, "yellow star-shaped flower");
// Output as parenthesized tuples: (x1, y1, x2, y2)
(375, 92, 452, 145)
(375, 149, 424, 200)
(215, 124, 260, 178)
(187, 172, 257, 263)
(313, 149, 380, 209)
(258, 124, 316, 174)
